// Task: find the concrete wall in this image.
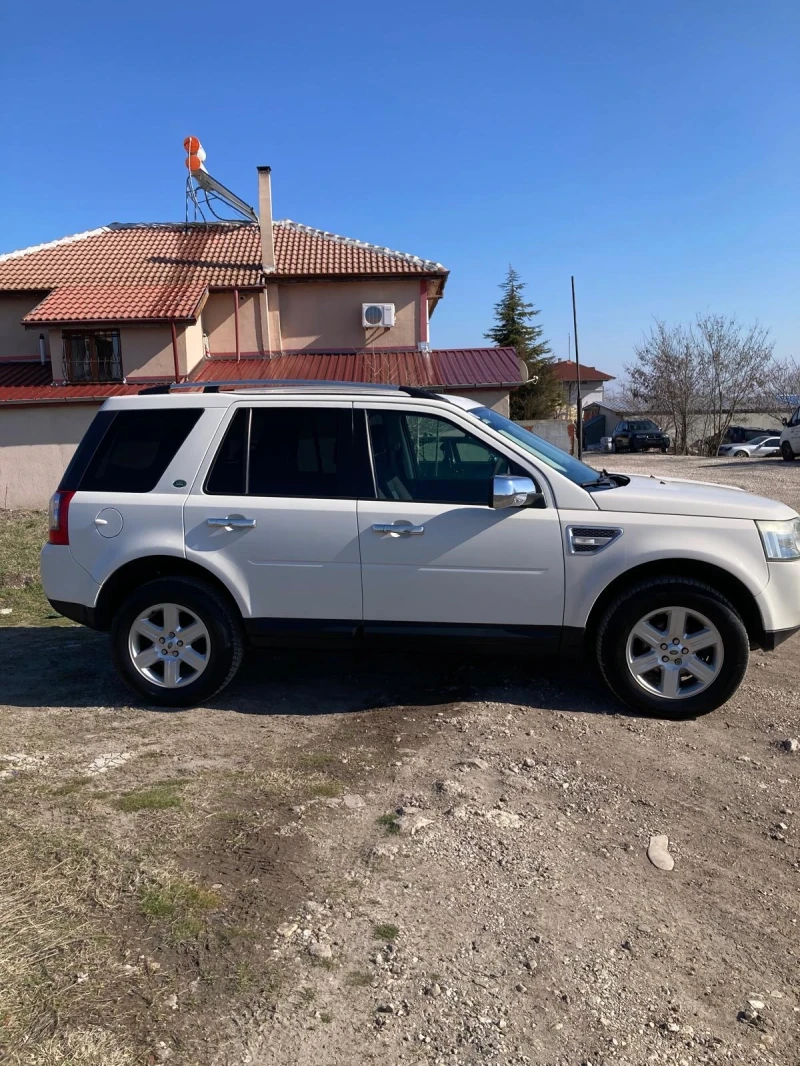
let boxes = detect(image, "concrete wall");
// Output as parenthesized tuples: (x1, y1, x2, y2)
(278, 279, 420, 350)
(121, 326, 174, 379)
(0, 293, 50, 360)
(0, 404, 100, 508)
(517, 419, 572, 453)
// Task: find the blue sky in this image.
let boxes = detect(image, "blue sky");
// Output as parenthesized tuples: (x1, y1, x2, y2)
(2, 0, 798, 379)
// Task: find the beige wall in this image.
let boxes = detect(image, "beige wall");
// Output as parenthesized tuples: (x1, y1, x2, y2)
(0, 404, 100, 508)
(203, 292, 267, 355)
(179, 318, 205, 377)
(448, 388, 510, 417)
(121, 326, 174, 379)
(0, 293, 50, 360)
(278, 279, 420, 350)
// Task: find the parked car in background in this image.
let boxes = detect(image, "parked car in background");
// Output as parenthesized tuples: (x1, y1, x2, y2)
(718, 435, 782, 459)
(40, 382, 800, 718)
(780, 406, 800, 461)
(611, 420, 670, 453)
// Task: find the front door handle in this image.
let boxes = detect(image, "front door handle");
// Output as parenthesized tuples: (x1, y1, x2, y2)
(207, 515, 257, 530)
(371, 522, 425, 536)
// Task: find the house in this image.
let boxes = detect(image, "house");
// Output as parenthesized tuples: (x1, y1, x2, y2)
(0, 167, 526, 508)
(550, 359, 614, 417)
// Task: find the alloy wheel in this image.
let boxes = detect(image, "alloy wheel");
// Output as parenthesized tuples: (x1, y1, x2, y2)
(625, 606, 723, 700)
(128, 602, 210, 688)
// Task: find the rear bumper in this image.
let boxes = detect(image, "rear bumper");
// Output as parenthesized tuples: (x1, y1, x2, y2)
(48, 598, 101, 629)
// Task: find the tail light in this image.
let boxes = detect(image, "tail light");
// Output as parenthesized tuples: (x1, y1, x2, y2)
(48, 490, 76, 545)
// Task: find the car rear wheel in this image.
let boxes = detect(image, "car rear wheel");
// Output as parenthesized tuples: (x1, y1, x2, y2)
(111, 576, 244, 707)
(596, 577, 749, 718)
(782, 442, 795, 461)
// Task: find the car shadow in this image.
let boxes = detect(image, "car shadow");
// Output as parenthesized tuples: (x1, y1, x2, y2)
(0, 625, 691, 722)
(702, 457, 784, 469)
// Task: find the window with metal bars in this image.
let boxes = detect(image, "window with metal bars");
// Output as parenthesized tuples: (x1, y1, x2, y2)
(62, 330, 123, 382)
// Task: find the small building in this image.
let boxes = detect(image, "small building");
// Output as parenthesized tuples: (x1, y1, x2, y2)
(550, 359, 614, 417)
(0, 167, 525, 508)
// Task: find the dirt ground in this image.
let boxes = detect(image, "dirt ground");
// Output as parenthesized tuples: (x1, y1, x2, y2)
(1, 454, 799, 1066)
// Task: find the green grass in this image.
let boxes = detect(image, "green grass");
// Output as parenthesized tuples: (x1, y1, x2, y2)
(140, 878, 221, 944)
(52, 776, 93, 796)
(309, 779, 343, 798)
(345, 970, 374, 988)
(373, 923, 400, 942)
(376, 813, 401, 835)
(115, 781, 187, 812)
(0, 509, 68, 625)
(320, 1011, 333, 1023)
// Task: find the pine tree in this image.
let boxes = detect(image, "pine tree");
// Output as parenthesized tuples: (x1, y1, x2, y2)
(485, 266, 560, 420)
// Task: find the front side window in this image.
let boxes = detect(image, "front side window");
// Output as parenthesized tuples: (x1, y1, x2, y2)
(63, 330, 122, 382)
(205, 406, 372, 498)
(367, 410, 526, 505)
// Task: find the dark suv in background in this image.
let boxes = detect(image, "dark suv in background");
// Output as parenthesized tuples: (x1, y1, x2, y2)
(612, 419, 670, 453)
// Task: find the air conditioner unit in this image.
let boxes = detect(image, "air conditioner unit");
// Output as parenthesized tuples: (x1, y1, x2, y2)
(362, 303, 395, 328)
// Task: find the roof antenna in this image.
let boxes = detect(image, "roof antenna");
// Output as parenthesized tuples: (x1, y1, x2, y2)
(184, 137, 258, 224)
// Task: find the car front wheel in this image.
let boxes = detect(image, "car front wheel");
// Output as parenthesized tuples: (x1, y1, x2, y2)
(782, 442, 795, 461)
(734, 449, 749, 458)
(111, 576, 244, 707)
(596, 577, 749, 718)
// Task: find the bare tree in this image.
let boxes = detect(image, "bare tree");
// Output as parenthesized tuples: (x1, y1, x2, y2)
(625, 314, 776, 454)
(626, 320, 702, 453)
(757, 356, 800, 418)
(693, 314, 774, 451)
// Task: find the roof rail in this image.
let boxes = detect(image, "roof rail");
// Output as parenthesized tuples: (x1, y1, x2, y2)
(145, 379, 447, 399)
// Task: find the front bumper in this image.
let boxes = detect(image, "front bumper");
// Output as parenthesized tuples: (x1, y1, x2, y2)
(755, 560, 800, 649)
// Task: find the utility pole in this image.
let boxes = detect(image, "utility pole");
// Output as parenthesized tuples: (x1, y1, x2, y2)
(571, 276, 583, 460)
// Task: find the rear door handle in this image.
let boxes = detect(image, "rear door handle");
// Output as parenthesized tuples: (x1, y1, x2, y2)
(207, 515, 257, 529)
(371, 522, 425, 536)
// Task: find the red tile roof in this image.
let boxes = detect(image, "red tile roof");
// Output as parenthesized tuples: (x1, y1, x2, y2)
(0, 360, 52, 387)
(194, 349, 523, 390)
(0, 221, 447, 295)
(23, 283, 207, 324)
(0, 381, 142, 405)
(550, 359, 614, 383)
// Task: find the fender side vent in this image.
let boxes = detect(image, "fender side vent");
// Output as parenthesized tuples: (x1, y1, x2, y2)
(567, 526, 623, 554)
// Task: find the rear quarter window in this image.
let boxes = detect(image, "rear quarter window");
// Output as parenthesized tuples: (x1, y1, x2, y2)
(62, 408, 203, 493)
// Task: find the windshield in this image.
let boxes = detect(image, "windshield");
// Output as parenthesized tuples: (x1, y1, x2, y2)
(465, 406, 602, 487)
(628, 420, 660, 432)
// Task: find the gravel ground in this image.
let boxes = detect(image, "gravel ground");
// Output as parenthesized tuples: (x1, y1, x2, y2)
(2, 455, 799, 1066)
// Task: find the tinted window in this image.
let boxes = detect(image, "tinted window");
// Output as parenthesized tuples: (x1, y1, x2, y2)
(206, 406, 372, 499)
(628, 420, 660, 432)
(59, 410, 116, 490)
(367, 410, 525, 505)
(205, 408, 249, 495)
(76, 409, 202, 493)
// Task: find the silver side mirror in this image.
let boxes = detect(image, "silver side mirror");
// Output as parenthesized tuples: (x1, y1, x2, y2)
(491, 475, 540, 509)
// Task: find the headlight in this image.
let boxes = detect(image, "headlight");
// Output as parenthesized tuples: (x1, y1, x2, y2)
(757, 518, 800, 560)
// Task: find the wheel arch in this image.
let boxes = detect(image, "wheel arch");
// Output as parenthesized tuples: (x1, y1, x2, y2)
(585, 559, 765, 649)
(94, 556, 245, 631)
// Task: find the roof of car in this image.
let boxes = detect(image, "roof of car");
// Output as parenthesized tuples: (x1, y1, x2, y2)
(98, 381, 484, 410)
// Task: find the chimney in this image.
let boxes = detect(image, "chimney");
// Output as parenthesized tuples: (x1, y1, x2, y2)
(257, 166, 275, 273)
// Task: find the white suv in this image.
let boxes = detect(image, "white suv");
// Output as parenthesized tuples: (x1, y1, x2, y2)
(41, 382, 800, 716)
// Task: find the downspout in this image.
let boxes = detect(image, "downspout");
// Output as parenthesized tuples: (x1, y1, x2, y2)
(170, 321, 181, 382)
(233, 289, 241, 362)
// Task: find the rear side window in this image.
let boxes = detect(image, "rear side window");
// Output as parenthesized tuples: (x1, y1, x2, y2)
(204, 406, 373, 498)
(70, 409, 202, 493)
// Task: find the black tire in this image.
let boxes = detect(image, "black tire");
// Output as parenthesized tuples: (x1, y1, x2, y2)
(111, 576, 244, 707)
(660, 446, 668, 453)
(782, 442, 795, 462)
(596, 577, 749, 718)
(734, 449, 748, 458)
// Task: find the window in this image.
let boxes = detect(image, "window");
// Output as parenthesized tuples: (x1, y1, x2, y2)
(628, 420, 660, 432)
(205, 406, 372, 498)
(367, 410, 526, 505)
(62, 330, 122, 382)
(75, 409, 203, 493)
